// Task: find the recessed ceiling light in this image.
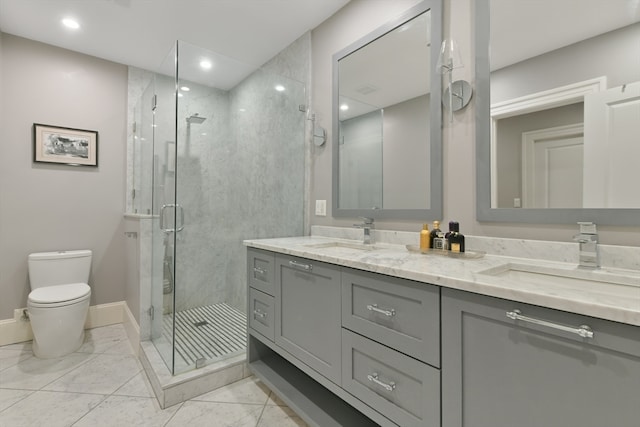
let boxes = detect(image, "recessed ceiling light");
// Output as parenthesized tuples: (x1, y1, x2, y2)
(200, 60, 212, 70)
(275, 85, 285, 92)
(180, 86, 190, 91)
(62, 18, 80, 30)
(340, 104, 349, 111)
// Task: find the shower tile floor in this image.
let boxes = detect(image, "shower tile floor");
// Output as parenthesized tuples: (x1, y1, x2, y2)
(160, 303, 247, 372)
(0, 324, 307, 427)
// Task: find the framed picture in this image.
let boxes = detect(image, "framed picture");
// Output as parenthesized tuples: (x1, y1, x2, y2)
(33, 123, 98, 167)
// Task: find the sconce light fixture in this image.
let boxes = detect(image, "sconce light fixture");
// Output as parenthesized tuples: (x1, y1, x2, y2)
(306, 110, 327, 147)
(436, 39, 472, 121)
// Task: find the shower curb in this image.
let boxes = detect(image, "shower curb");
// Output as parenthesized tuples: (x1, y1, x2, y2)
(139, 339, 250, 408)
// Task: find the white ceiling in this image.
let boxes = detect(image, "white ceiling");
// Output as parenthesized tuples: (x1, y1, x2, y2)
(0, 0, 350, 81)
(1, 1, 638, 90)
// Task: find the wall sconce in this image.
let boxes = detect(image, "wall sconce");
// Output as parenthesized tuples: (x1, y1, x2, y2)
(306, 110, 326, 146)
(436, 39, 472, 122)
(313, 125, 327, 146)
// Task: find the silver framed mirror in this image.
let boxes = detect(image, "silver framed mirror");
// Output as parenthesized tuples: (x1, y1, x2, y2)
(332, 0, 443, 220)
(476, 0, 640, 225)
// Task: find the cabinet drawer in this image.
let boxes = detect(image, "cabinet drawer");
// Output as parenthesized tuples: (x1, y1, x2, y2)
(247, 248, 275, 296)
(249, 288, 275, 341)
(342, 329, 440, 427)
(342, 269, 440, 367)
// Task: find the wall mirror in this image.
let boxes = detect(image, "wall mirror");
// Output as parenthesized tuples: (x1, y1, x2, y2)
(332, 0, 443, 220)
(476, 0, 640, 225)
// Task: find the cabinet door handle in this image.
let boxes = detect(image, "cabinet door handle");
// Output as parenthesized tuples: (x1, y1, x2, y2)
(506, 309, 594, 339)
(253, 267, 266, 275)
(367, 372, 396, 392)
(367, 303, 396, 317)
(253, 309, 267, 319)
(288, 260, 313, 271)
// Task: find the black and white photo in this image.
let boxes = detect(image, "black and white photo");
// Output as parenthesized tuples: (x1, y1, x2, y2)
(33, 123, 98, 166)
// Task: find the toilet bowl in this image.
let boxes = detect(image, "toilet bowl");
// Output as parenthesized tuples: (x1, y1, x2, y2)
(27, 250, 92, 359)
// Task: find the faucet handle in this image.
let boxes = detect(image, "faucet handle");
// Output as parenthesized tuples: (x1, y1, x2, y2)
(577, 222, 597, 235)
(360, 217, 374, 225)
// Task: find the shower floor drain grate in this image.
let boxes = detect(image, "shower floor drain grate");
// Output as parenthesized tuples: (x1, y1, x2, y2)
(162, 303, 247, 369)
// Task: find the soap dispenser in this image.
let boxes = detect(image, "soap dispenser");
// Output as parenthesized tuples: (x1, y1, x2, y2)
(420, 223, 430, 252)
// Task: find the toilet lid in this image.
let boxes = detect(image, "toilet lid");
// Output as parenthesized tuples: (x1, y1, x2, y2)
(29, 283, 90, 304)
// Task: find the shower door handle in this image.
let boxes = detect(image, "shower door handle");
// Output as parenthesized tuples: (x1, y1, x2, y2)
(160, 204, 185, 233)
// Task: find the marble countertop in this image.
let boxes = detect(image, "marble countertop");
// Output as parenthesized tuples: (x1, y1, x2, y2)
(244, 235, 640, 327)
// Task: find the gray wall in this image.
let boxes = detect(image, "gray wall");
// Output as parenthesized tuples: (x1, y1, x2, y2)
(0, 34, 128, 320)
(310, 0, 640, 246)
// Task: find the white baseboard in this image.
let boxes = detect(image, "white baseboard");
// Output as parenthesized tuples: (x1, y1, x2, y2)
(0, 301, 128, 347)
(122, 303, 140, 356)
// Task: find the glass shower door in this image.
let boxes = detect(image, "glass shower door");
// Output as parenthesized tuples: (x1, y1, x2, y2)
(150, 44, 179, 374)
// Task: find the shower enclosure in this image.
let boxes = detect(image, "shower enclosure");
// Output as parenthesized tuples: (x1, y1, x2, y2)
(133, 40, 307, 375)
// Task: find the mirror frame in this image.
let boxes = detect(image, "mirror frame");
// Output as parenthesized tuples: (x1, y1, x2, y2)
(475, 0, 640, 226)
(332, 0, 443, 220)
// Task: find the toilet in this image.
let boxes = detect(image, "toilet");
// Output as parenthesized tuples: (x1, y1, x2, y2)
(27, 250, 92, 358)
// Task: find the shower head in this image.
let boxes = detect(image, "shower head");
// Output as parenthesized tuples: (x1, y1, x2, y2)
(186, 114, 207, 124)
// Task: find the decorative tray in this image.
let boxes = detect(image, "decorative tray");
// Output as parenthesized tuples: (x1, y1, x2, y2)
(405, 244, 485, 259)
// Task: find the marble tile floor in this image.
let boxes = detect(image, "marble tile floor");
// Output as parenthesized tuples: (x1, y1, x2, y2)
(0, 324, 307, 427)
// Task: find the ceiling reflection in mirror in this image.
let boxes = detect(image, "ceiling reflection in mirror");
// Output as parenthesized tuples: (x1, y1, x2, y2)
(489, 0, 640, 210)
(336, 8, 433, 212)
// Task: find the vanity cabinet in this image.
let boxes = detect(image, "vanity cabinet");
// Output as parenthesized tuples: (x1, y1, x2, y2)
(274, 254, 342, 385)
(247, 249, 440, 426)
(441, 287, 640, 427)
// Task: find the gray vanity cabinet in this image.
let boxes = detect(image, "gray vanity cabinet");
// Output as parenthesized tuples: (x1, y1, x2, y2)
(441, 287, 640, 427)
(274, 254, 343, 385)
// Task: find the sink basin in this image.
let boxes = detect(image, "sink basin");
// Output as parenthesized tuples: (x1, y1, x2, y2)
(304, 241, 379, 251)
(479, 262, 640, 288)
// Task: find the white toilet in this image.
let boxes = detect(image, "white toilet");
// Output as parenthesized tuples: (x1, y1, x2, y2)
(27, 250, 92, 358)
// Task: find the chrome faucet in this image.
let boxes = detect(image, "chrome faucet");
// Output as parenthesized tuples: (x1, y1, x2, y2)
(354, 217, 375, 244)
(573, 222, 599, 269)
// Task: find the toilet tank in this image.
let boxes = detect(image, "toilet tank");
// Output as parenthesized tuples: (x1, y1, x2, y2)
(28, 250, 92, 290)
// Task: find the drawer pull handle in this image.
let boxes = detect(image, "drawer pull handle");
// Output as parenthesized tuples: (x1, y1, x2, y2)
(367, 304, 396, 317)
(289, 260, 313, 271)
(253, 309, 267, 319)
(367, 372, 396, 392)
(506, 309, 594, 339)
(253, 267, 266, 275)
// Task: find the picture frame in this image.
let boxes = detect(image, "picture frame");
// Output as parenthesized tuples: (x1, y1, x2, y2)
(33, 123, 98, 167)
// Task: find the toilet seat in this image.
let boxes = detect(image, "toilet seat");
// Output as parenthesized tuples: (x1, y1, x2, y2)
(28, 283, 90, 308)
